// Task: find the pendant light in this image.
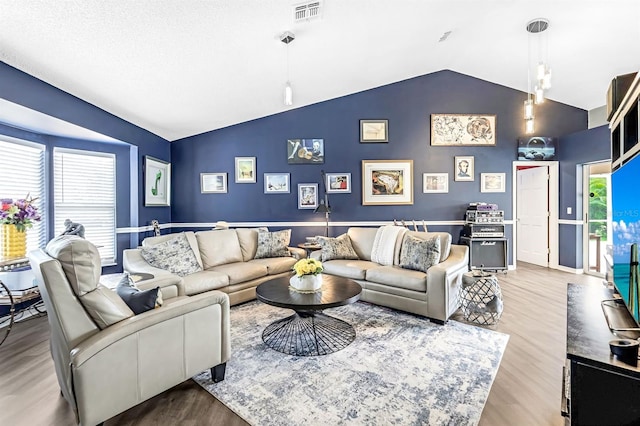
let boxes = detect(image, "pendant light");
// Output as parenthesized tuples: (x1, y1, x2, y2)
(524, 18, 551, 134)
(280, 31, 295, 106)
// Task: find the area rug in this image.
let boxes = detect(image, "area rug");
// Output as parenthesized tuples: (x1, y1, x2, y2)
(194, 301, 509, 426)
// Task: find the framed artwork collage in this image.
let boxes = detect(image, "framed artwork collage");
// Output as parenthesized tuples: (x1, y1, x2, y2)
(171, 113, 502, 210)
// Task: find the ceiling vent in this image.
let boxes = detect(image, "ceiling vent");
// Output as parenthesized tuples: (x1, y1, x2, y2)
(294, 1, 322, 22)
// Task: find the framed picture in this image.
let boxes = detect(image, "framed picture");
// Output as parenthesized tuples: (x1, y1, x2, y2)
(423, 173, 449, 193)
(454, 156, 474, 182)
(298, 183, 319, 209)
(326, 173, 351, 193)
(235, 157, 256, 183)
(362, 160, 413, 205)
(517, 136, 557, 161)
(431, 114, 496, 146)
(144, 156, 171, 206)
(481, 173, 506, 192)
(264, 173, 290, 193)
(287, 139, 324, 164)
(360, 119, 388, 143)
(201, 173, 227, 193)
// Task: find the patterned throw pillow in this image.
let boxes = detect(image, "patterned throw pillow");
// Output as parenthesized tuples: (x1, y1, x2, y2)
(317, 234, 359, 262)
(399, 234, 441, 273)
(254, 229, 292, 259)
(140, 233, 202, 277)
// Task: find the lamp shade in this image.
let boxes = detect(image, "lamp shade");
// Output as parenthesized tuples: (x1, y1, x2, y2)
(314, 199, 330, 213)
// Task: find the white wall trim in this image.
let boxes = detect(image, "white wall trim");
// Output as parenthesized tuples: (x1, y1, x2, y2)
(556, 265, 585, 274)
(118, 219, 506, 233)
(558, 219, 584, 225)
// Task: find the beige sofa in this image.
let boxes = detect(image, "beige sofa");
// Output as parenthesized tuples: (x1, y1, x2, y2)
(123, 229, 306, 306)
(312, 227, 469, 323)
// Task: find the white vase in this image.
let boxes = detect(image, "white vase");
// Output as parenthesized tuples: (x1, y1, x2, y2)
(289, 274, 323, 292)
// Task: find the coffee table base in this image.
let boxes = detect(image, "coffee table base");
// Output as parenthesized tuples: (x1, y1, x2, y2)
(262, 311, 356, 356)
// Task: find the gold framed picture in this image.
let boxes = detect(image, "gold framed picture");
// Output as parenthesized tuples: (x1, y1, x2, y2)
(431, 114, 496, 146)
(362, 160, 413, 205)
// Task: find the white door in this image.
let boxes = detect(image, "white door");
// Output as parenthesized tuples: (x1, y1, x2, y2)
(517, 166, 549, 266)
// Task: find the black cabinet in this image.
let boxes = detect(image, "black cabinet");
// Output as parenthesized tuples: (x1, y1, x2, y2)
(565, 283, 640, 425)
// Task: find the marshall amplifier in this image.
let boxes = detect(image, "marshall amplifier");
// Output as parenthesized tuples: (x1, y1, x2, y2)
(460, 237, 508, 271)
(462, 223, 505, 238)
(465, 210, 505, 224)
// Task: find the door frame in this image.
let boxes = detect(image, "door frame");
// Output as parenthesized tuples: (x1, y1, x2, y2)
(512, 161, 559, 270)
(582, 162, 611, 278)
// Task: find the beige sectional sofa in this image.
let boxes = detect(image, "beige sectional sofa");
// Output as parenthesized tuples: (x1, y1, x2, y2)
(123, 229, 306, 305)
(312, 227, 469, 323)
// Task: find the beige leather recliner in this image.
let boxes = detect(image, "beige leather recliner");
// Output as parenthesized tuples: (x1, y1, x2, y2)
(29, 236, 230, 426)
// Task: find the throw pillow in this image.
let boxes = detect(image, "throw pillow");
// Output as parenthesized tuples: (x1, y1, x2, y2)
(140, 233, 202, 276)
(254, 229, 292, 259)
(399, 234, 441, 273)
(116, 273, 163, 315)
(317, 234, 359, 262)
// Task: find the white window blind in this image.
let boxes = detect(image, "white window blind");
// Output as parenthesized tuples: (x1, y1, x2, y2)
(54, 148, 116, 264)
(0, 138, 46, 253)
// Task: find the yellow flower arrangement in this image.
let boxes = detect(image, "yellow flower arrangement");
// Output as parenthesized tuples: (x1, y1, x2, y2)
(292, 258, 323, 277)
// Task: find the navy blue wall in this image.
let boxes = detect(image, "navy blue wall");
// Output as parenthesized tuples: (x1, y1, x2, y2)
(0, 61, 172, 230)
(172, 70, 588, 260)
(557, 125, 611, 268)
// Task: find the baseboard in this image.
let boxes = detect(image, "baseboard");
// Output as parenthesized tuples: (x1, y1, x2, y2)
(555, 265, 584, 274)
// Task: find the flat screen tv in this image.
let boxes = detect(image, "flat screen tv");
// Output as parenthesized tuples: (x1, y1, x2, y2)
(612, 151, 640, 324)
(517, 136, 557, 161)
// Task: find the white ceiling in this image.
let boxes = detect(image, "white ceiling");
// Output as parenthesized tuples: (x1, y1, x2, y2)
(1, 1, 639, 142)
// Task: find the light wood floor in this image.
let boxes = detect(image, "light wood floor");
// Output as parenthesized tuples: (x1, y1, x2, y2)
(0, 263, 603, 426)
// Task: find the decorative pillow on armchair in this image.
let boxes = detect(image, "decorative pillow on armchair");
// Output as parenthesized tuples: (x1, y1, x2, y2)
(254, 229, 292, 259)
(317, 234, 359, 262)
(116, 273, 163, 315)
(399, 234, 441, 273)
(140, 233, 202, 276)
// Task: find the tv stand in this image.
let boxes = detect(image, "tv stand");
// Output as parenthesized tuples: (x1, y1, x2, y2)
(564, 283, 640, 425)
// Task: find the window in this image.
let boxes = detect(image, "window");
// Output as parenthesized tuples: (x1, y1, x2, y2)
(54, 148, 116, 264)
(0, 137, 46, 253)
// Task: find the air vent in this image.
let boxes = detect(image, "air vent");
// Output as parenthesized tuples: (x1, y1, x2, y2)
(294, 1, 322, 22)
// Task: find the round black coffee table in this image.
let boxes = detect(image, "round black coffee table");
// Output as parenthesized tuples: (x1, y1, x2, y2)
(255, 274, 362, 356)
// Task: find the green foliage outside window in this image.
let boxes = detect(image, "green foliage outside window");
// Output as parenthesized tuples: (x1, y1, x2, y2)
(588, 177, 607, 241)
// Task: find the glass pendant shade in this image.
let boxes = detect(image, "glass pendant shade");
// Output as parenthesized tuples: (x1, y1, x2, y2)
(542, 69, 552, 89)
(534, 85, 545, 104)
(536, 62, 546, 81)
(524, 99, 534, 119)
(525, 118, 535, 134)
(284, 81, 293, 106)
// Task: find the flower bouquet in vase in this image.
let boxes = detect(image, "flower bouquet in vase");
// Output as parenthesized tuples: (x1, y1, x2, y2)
(290, 258, 323, 293)
(0, 195, 41, 261)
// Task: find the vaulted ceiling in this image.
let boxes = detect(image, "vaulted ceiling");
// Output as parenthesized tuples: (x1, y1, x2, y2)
(1, 1, 639, 141)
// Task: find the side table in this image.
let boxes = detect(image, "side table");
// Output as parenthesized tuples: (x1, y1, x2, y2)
(297, 243, 321, 258)
(460, 270, 503, 325)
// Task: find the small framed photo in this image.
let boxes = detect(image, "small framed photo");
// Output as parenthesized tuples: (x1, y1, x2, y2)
(481, 173, 506, 192)
(454, 156, 474, 182)
(201, 173, 227, 193)
(326, 173, 352, 193)
(362, 160, 413, 205)
(264, 173, 290, 193)
(360, 119, 388, 143)
(423, 173, 449, 193)
(287, 139, 324, 164)
(298, 183, 319, 209)
(144, 156, 171, 206)
(235, 157, 256, 183)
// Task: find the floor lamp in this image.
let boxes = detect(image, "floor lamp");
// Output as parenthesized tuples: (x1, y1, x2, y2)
(315, 171, 331, 237)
